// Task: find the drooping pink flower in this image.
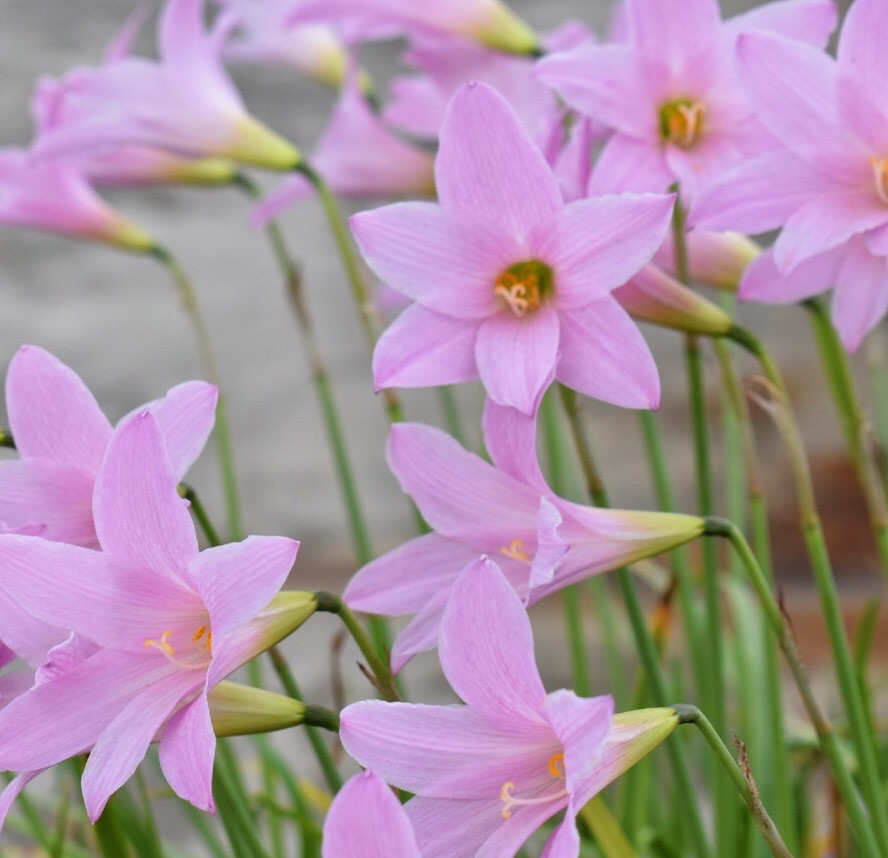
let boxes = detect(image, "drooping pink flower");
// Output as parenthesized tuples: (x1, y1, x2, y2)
(352, 82, 674, 416)
(0, 150, 154, 249)
(32, 0, 301, 171)
(535, 0, 837, 205)
(691, 0, 888, 350)
(322, 771, 421, 857)
(0, 409, 300, 821)
(346, 403, 703, 671)
(341, 559, 679, 857)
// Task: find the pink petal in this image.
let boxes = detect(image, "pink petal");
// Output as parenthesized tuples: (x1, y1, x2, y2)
(390, 588, 452, 673)
(344, 533, 478, 615)
(527, 498, 569, 595)
(588, 134, 674, 196)
(81, 668, 200, 821)
(439, 558, 547, 727)
(0, 586, 64, 667)
(373, 304, 480, 391)
(159, 691, 216, 812)
(481, 399, 548, 491)
(186, 536, 298, 642)
(0, 770, 43, 832)
(323, 771, 420, 858)
(386, 423, 540, 547)
(625, 0, 720, 57)
(832, 240, 888, 352)
(726, 0, 837, 46)
(475, 304, 560, 416)
(435, 83, 562, 240)
(837, 0, 888, 113)
(6, 345, 112, 473)
(739, 246, 842, 304)
(93, 410, 198, 580)
(556, 297, 660, 409)
(531, 194, 674, 309)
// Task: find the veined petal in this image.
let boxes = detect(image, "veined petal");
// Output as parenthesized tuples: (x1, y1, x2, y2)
(373, 304, 480, 390)
(837, 0, 888, 114)
(530, 194, 674, 308)
(322, 771, 421, 858)
(351, 203, 514, 319)
(832, 240, 888, 352)
(81, 668, 200, 821)
(340, 700, 554, 798)
(541, 810, 581, 858)
(439, 559, 547, 727)
(556, 297, 660, 409)
(739, 246, 842, 304)
(588, 134, 674, 196)
(0, 770, 44, 832)
(528, 498, 569, 595)
(475, 304, 560, 416)
(159, 690, 216, 812)
(344, 533, 478, 616)
(386, 423, 540, 547)
(726, 0, 837, 47)
(481, 399, 548, 492)
(625, 0, 720, 57)
(0, 586, 63, 668)
(436, 83, 561, 240)
(6, 345, 111, 472)
(93, 410, 198, 580)
(390, 587, 451, 674)
(187, 536, 298, 642)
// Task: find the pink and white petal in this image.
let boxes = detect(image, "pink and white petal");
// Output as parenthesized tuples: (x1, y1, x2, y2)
(323, 771, 420, 858)
(588, 134, 674, 196)
(481, 398, 548, 491)
(475, 305, 560, 416)
(344, 533, 477, 616)
(81, 668, 200, 821)
(739, 246, 843, 304)
(726, 0, 837, 46)
(6, 345, 112, 472)
(406, 796, 507, 858)
(440, 558, 547, 727)
(477, 793, 570, 858)
(832, 241, 888, 352)
(665, 135, 744, 206)
(387, 423, 541, 546)
(187, 536, 298, 642)
(159, 691, 216, 813)
(0, 770, 44, 832)
(142, 381, 218, 480)
(373, 305, 480, 391)
(531, 194, 674, 308)
(543, 689, 613, 794)
(93, 410, 198, 579)
(773, 193, 888, 274)
(340, 700, 553, 798)
(0, 649, 178, 771)
(541, 810, 581, 858)
(835, 73, 888, 163)
(528, 498, 569, 595)
(557, 298, 660, 409)
(36, 633, 99, 685)
(436, 83, 562, 240)
(351, 204, 514, 318)
(390, 587, 451, 674)
(625, 0, 720, 57)
(0, 586, 64, 668)
(0, 671, 35, 709)
(836, 0, 888, 113)
(0, 460, 95, 546)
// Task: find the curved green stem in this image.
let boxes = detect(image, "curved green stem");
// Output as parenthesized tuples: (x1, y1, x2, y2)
(180, 484, 222, 548)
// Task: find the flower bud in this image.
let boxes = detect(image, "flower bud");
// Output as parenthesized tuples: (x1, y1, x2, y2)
(598, 708, 680, 785)
(208, 681, 306, 737)
(655, 230, 761, 291)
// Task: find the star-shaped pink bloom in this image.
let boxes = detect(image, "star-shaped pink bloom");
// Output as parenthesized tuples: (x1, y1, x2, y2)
(341, 559, 678, 857)
(0, 410, 299, 821)
(352, 82, 674, 416)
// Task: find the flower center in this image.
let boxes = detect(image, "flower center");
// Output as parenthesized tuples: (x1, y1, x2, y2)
(494, 260, 554, 318)
(500, 753, 568, 819)
(144, 625, 212, 671)
(500, 538, 529, 562)
(869, 157, 888, 204)
(658, 99, 705, 149)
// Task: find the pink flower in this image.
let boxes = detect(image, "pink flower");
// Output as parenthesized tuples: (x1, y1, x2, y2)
(0, 409, 299, 821)
(341, 559, 679, 857)
(32, 0, 300, 171)
(0, 150, 153, 249)
(346, 403, 703, 671)
(352, 82, 673, 416)
(691, 0, 888, 350)
(322, 771, 421, 857)
(535, 0, 837, 205)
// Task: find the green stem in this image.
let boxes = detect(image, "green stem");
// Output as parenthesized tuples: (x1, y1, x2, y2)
(437, 385, 466, 446)
(706, 518, 882, 858)
(149, 245, 242, 540)
(675, 705, 793, 858)
(180, 484, 222, 547)
(865, 332, 888, 494)
(214, 741, 271, 858)
(315, 591, 398, 702)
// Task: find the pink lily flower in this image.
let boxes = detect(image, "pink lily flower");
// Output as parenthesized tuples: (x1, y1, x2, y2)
(352, 82, 674, 416)
(322, 770, 421, 857)
(0, 409, 300, 820)
(0, 149, 153, 249)
(32, 0, 300, 171)
(290, 0, 539, 56)
(341, 559, 679, 857)
(535, 0, 837, 205)
(251, 69, 435, 226)
(691, 0, 888, 350)
(345, 403, 703, 671)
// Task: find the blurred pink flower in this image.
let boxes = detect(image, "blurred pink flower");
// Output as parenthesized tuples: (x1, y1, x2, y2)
(353, 82, 673, 415)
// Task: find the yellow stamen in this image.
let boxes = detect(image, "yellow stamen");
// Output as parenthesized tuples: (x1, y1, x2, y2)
(191, 625, 207, 643)
(495, 272, 539, 317)
(144, 629, 174, 657)
(499, 539, 529, 562)
(659, 99, 705, 149)
(869, 156, 888, 204)
(547, 753, 566, 778)
(499, 754, 570, 820)
(144, 626, 213, 671)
